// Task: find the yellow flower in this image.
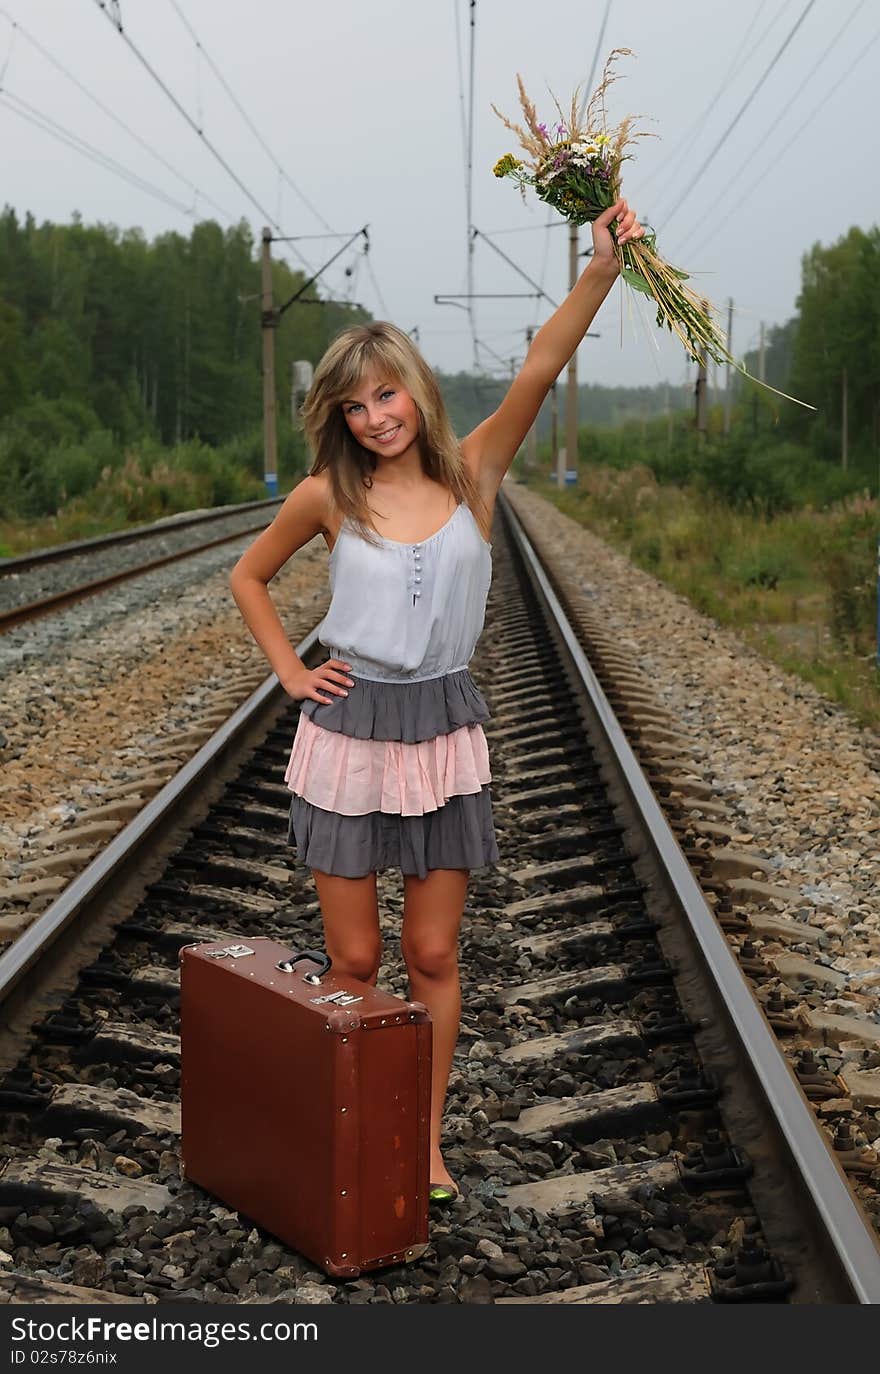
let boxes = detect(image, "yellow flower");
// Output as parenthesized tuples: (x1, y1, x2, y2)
(493, 153, 522, 178)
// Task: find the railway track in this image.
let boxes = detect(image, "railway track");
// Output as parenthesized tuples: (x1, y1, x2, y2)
(1, 489, 879, 1305)
(0, 498, 282, 632)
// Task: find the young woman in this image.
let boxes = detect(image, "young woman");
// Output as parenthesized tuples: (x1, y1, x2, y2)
(230, 198, 644, 1203)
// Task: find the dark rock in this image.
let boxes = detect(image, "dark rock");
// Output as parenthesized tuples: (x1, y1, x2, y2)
(485, 1255, 527, 1280)
(645, 1227, 686, 1254)
(459, 1274, 493, 1303)
(18, 1215, 55, 1243)
(226, 1260, 254, 1291)
(577, 1261, 608, 1283)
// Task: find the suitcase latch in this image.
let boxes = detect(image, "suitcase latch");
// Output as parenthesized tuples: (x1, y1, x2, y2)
(309, 991, 364, 1006)
(205, 944, 255, 959)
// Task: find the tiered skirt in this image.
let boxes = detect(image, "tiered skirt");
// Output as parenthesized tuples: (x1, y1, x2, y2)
(284, 668, 499, 879)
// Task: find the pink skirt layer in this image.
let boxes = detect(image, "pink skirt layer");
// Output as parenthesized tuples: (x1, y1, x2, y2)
(284, 712, 492, 817)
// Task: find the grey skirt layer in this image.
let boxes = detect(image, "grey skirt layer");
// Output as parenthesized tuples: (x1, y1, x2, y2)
(299, 666, 489, 743)
(287, 668, 499, 879)
(288, 785, 499, 880)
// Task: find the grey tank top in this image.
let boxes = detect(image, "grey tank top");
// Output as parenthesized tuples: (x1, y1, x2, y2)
(318, 501, 492, 682)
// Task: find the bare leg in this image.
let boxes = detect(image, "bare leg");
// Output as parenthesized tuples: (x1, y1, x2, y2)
(401, 868, 469, 1190)
(310, 869, 381, 984)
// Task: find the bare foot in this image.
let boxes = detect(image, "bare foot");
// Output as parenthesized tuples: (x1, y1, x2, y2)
(429, 1154, 457, 1192)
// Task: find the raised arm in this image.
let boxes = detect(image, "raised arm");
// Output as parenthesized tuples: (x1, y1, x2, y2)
(461, 198, 644, 481)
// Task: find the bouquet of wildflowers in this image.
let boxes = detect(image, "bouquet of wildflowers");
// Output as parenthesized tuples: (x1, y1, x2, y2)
(493, 50, 813, 408)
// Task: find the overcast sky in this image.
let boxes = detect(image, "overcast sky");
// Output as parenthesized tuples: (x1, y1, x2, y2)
(1, 0, 876, 393)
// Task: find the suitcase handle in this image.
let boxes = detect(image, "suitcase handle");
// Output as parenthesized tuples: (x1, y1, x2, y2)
(275, 948, 333, 984)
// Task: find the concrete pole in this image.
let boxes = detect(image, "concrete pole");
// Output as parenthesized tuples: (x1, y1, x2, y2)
(693, 346, 709, 436)
(564, 222, 579, 483)
(551, 382, 561, 485)
(525, 326, 538, 469)
(260, 226, 279, 497)
(723, 297, 733, 435)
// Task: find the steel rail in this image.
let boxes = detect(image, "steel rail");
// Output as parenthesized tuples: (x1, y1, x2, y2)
(0, 625, 320, 1005)
(500, 491, 880, 1305)
(0, 498, 282, 576)
(0, 519, 280, 633)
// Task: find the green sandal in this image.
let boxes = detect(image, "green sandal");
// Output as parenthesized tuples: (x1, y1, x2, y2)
(429, 1182, 461, 1205)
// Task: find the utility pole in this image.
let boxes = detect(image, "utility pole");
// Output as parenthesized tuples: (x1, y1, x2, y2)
(751, 322, 766, 438)
(842, 368, 849, 471)
(695, 317, 708, 441)
(261, 226, 279, 497)
(525, 325, 538, 469)
(563, 222, 579, 485)
(723, 297, 733, 435)
(551, 382, 560, 482)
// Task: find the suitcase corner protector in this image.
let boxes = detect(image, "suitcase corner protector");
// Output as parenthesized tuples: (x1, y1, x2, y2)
(324, 1007, 363, 1033)
(405, 1001, 431, 1024)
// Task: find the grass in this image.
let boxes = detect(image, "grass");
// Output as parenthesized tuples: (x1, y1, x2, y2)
(522, 463, 880, 730)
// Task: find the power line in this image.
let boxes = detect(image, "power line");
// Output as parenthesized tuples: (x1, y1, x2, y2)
(165, 1, 393, 321)
(90, 0, 316, 273)
(0, 8, 16, 82)
(639, 0, 770, 204)
(657, 0, 818, 233)
(167, 0, 334, 235)
(472, 228, 560, 309)
(0, 6, 236, 223)
(452, 0, 469, 199)
(577, 0, 613, 123)
(465, 0, 478, 371)
(0, 88, 197, 216)
(673, 11, 880, 259)
(676, 0, 869, 258)
(478, 220, 564, 237)
(363, 240, 390, 318)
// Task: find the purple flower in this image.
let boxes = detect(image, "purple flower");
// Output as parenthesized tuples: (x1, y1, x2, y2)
(537, 122, 548, 136)
(556, 122, 566, 135)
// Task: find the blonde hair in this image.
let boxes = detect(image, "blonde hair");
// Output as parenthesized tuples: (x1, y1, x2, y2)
(300, 321, 490, 546)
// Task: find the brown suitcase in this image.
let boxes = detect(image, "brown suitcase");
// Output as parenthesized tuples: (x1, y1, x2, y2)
(179, 937, 432, 1277)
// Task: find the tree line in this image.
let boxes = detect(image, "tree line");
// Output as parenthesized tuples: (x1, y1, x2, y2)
(1, 207, 876, 523)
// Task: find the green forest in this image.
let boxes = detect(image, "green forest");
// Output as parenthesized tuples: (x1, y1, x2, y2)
(1, 207, 878, 534)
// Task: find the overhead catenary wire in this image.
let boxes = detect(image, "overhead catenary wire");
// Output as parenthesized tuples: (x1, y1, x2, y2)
(167, 0, 334, 235)
(452, 0, 470, 202)
(673, 11, 880, 260)
(0, 7, 237, 224)
(0, 88, 200, 217)
(167, 1, 400, 314)
(465, 0, 479, 371)
(577, 0, 613, 123)
(472, 228, 560, 310)
(638, 0, 770, 203)
(90, 0, 319, 273)
(363, 240, 391, 319)
(656, 0, 818, 233)
(0, 8, 16, 81)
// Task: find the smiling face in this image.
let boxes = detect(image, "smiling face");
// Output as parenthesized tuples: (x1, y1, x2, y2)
(340, 372, 421, 460)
